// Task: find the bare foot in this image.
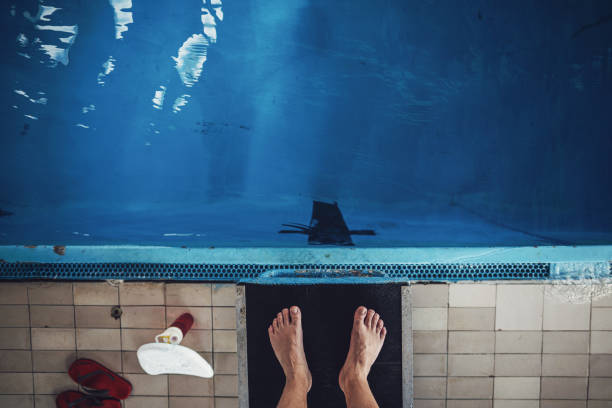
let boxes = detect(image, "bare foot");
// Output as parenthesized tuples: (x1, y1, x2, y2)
(339, 306, 387, 391)
(268, 306, 312, 392)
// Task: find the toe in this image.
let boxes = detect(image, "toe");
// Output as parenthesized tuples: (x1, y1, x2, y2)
(372, 313, 380, 329)
(268, 325, 275, 336)
(290, 306, 301, 325)
(282, 308, 290, 326)
(381, 326, 387, 339)
(277, 312, 284, 327)
(365, 309, 375, 327)
(354, 306, 367, 324)
(273, 317, 279, 330)
(376, 319, 384, 333)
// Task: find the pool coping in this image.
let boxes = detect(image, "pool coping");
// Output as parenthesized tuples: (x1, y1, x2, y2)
(1, 245, 610, 282)
(1, 245, 611, 264)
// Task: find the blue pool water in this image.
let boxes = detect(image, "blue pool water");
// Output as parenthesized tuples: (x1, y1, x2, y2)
(1, 0, 611, 247)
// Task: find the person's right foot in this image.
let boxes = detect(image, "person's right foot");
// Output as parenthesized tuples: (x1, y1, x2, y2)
(339, 306, 387, 391)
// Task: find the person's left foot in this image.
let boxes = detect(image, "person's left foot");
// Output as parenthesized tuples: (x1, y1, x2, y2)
(268, 306, 312, 392)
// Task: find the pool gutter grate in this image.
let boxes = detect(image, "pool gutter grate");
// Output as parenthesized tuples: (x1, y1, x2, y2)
(0, 262, 550, 282)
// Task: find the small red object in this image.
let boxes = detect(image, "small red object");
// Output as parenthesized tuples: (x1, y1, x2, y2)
(68, 359, 132, 400)
(170, 313, 194, 335)
(56, 390, 121, 408)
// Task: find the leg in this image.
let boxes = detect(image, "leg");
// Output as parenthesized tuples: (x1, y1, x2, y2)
(269, 306, 312, 408)
(339, 306, 387, 408)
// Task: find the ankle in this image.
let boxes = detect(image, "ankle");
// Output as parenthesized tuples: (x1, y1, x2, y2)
(285, 372, 311, 391)
(339, 366, 368, 392)
(339, 375, 369, 395)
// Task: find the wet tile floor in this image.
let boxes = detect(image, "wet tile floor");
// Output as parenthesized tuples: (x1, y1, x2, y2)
(0, 282, 238, 408)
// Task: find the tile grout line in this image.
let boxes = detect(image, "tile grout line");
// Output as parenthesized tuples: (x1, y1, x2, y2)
(73, 283, 85, 396)
(72, 283, 77, 364)
(539, 285, 545, 408)
(211, 284, 216, 407)
(492, 283, 497, 406)
(586, 284, 593, 403)
(445, 284, 449, 408)
(26, 284, 35, 408)
(163, 283, 170, 408)
(117, 283, 123, 377)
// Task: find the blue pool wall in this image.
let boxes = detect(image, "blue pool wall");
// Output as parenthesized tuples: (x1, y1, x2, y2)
(1, 0, 612, 248)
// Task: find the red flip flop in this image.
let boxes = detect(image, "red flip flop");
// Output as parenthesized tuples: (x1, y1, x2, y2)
(68, 359, 132, 400)
(56, 391, 120, 408)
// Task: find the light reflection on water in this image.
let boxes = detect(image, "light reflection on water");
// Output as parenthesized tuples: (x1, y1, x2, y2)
(8, 0, 225, 137)
(108, 0, 133, 40)
(156, 0, 224, 111)
(12, 0, 224, 118)
(22, 3, 79, 67)
(97, 56, 116, 85)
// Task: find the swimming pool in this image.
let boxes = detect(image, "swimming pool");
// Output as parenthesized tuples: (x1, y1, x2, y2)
(1, 1, 611, 280)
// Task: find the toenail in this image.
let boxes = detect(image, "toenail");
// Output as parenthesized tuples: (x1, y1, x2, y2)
(291, 306, 298, 314)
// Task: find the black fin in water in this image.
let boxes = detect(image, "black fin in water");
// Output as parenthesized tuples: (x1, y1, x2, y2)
(0, 209, 14, 217)
(279, 201, 375, 245)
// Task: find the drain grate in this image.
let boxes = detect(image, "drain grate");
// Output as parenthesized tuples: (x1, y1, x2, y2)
(0, 262, 550, 281)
